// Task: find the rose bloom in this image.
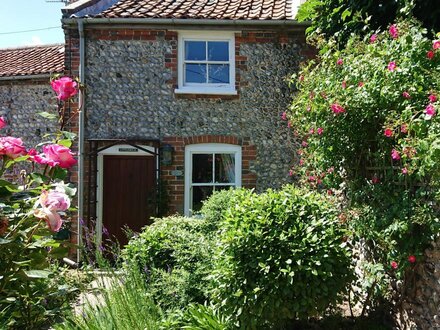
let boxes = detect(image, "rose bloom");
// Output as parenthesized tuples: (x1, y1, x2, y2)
(372, 176, 380, 184)
(0, 136, 26, 159)
(342, 80, 347, 89)
(391, 149, 401, 160)
(384, 128, 393, 137)
(51, 76, 78, 101)
(34, 208, 62, 232)
(401, 167, 408, 175)
(39, 144, 77, 168)
(287, 121, 292, 128)
(408, 255, 416, 263)
(0, 116, 6, 129)
(336, 58, 343, 65)
(331, 103, 346, 114)
(427, 50, 435, 60)
(317, 127, 324, 135)
(425, 104, 436, 117)
(390, 261, 398, 270)
(281, 112, 287, 120)
(309, 128, 315, 134)
(401, 124, 408, 134)
(370, 34, 377, 43)
(428, 94, 437, 103)
(358, 81, 364, 87)
(389, 24, 398, 39)
(387, 61, 397, 71)
(402, 91, 411, 99)
(301, 141, 308, 147)
(433, 40, 440, 50)
(39, 190, 70, 212)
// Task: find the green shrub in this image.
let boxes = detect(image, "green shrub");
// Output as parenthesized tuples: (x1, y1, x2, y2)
(122, 216, 215, 311)
(211, 185, 352, 328)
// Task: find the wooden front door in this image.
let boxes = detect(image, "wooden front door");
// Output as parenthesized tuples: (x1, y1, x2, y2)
(102, 155, 156, 247)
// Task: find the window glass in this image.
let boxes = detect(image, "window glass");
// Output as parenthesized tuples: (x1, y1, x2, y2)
(208, 64, 230, 84)
(191, 186, 213, 212)
(192, 154, 213, 183)
(185, 41, 206, 61)
(208, 41, 229, 61)
(186, 64, 207, 83)
(215, 153, 235, 183)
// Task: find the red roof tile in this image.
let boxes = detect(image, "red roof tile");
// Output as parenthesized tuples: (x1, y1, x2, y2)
(0, 44, 64, 78)
(72, 0, 296, 20)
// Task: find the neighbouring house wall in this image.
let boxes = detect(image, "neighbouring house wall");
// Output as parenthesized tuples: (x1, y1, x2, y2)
(396, 237, 440, 329)
(0, 79, 60, 171)
(67, 27, 308, 215)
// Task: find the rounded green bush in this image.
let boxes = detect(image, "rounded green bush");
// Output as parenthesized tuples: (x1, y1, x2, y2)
(211, 185, 352, 328)
(122, 216, 215, 311)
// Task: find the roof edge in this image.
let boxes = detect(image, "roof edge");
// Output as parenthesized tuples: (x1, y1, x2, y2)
(0, 43, 64, 52)
(62, 17, 310, 28)
(0, 73, 55, 81)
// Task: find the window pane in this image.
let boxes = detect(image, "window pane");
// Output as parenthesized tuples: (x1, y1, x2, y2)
(208, 41, 229, 61)
(191, 186, 213, 212)
(192, 154, 213, 183)
(185, 41, 206, 61)
(208, 64, 229, 84)
(215, 153, 235, 183)
(185, 64, 207, 83)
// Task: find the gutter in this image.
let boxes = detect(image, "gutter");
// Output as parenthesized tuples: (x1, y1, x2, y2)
(76, 18, 85, 263)
(62, 17, 310, 29)
(0, 73, 53, 81)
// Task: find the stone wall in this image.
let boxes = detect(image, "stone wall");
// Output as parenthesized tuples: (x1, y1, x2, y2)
(0, 79, 59, 154)
(81, 28, 304, 212)
(396, 238, 440, 329)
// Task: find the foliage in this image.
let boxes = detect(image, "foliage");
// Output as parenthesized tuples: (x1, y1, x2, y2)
(288, 19, 440, 308)
(56, 269, 163, 330)
(297, 0, 440, 46)
(211, 186, 352, 328)
(0, 76, 79, 328)
(177, 303, 230, 330)
(122, 216, 216, 312)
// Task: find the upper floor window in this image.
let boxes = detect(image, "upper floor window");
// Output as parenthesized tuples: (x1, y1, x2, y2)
(176, 31, 237, 95)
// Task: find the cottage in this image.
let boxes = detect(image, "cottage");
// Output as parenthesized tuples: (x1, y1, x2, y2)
(0, 45, 64, 152)
(61, 0, 311, 245)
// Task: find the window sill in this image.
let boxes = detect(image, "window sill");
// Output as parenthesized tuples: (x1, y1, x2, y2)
(174, 87, 237, 96)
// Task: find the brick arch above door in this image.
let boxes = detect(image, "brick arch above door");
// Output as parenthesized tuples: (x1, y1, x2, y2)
(161, 135, 257, 214)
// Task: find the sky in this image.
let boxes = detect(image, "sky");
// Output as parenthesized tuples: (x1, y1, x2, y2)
(0, 0, 66, 48)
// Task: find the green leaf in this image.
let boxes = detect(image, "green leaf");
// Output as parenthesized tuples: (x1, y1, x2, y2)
(58, 139, 72, 148)
(341, 9, 351, 21)
(24, 270, 51, 279)
(38, 111, 58, 120)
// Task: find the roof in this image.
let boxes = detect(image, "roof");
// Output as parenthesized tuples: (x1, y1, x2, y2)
(64, 0, 302, 21)
(0, 44, 64, 78)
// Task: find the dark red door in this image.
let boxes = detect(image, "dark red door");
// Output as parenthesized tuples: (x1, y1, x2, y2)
(102, 155, 156, 247)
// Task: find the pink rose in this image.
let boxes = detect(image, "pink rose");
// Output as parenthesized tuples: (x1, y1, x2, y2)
(387, 61, 397, 71)
(41, 144, 77, 169)
(336, 58, 343, 66)
(301, 141, 308, 147)
(309, 128, 315, 134)
(402, 91, 411, 99)
(288, 170, 293, 176)
(51, 77, 78, 101)
(389, 24, 398, 39)
(372, 176, 380, 184)
(317, 127, 323, 135)
(401, 167, 408, 175)
(0, 117, 6, 129)
(384, 128, 393, 138)
(401, 124, 408, 134)
(34, 208, 62, 232)
(342, 80, 347, 89)
(358, 81, 364, 87)
(281, 112, 287, 120)
(299, 159, 304, 166)
(425, 104, 436, 117)
(0, 136, 26, 159)
(434, 40, 440, 50)
(287, 121, 292, 128)
(391, 149, 401, 160)
(370, 34, 377, 43)
(427, 50, 435, 60)
(327, 167, 334, 174)
(408, 255, 416, 263)
(39, 190, 70, 212)
(331, 103, 346, 114)
(299, 75, 305, 82)
(390, 261, 398, 270)
(428, 94, 437, 103)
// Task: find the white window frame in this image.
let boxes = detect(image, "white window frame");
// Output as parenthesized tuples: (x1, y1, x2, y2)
(184, 143, 242, 215)
(175, 31, 237, 95)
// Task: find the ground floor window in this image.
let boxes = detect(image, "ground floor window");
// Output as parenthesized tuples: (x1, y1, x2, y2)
(184, 144, 241, 215)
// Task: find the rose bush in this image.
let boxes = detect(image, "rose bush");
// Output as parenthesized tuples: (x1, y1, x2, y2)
(288, 20, 440, 309)
(0, 76, 79, 328)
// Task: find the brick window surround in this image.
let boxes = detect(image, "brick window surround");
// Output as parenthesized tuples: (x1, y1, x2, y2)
(161, 135, 257, 214)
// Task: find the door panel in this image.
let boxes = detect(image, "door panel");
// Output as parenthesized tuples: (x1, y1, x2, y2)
(102, 155, 155, 247)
